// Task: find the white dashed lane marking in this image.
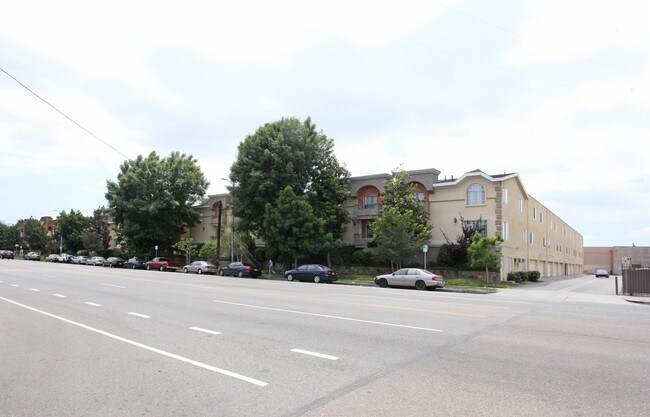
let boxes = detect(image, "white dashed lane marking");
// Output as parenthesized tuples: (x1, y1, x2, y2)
(53, 294, 67, 298)
(189, 327, 222, 335)
(291, 349, 340, 361)
(84, 302, 102, 307)
(101, 283, 126, 289)
(128, 312, 150, 318)
(0, 296, 268, 387)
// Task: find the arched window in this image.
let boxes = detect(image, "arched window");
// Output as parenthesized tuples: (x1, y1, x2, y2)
(466, 183, 485, 206)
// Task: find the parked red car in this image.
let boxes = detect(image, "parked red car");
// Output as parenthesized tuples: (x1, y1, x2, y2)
(146, 257, 181, 272)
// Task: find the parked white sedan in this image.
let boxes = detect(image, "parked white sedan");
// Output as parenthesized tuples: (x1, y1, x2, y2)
(374, 268, 445, 290)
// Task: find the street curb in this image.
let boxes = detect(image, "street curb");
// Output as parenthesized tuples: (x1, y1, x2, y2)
(624, 298, 650, 306)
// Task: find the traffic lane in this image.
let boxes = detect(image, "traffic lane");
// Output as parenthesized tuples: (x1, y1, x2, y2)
(300, 309, 650, 417)
(2, 261, 529, 322)
(0, 266, 524, 359)
(0, 298, 278, 417)
(0, 287, 452, 416)
(1, 277, 510, 416)
(1, 278, 450, 380)
(2, 264, 525, 340)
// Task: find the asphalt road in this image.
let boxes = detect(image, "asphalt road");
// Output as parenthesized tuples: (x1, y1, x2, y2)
(1, 261, 648, 416)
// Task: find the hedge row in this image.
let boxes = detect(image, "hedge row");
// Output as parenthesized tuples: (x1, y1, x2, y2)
(507, 271, 541, 283)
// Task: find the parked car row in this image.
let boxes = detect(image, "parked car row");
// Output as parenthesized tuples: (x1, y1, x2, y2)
(6, 251, 445, 292)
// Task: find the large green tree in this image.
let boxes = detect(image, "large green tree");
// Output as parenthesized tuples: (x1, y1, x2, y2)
(87, 206, 112, 253)
(228, 117, 350, 262)
(106, 151, 209, 255)
(22, 218, 47, 251)
(57, 209, 90, 254)
(0, 222, 21, 250)
(263, 186, 323, 266)
(372, 168, 432, 268)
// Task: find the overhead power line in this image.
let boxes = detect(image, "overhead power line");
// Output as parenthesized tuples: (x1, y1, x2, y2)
(0, 66, 131, 160)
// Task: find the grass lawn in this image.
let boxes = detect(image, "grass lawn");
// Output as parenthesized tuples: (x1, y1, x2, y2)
(337, 274, 517, 290)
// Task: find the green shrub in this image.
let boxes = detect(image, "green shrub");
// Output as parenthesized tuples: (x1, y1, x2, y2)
(351, 249, 374, 266)
(528, 270, 541, 282)
(509, 271, 527, 283)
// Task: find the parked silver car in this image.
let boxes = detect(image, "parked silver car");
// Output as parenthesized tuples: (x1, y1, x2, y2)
(374, 268, 445, 290)
(183, 261, 218, 275)
(88, 256, 106, 266)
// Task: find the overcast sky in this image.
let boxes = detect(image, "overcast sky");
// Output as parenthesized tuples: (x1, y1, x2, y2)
(1, 0, 647, 247)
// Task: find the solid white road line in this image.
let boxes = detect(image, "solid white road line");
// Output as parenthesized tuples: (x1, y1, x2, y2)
(11, 284, 20, 287)
(84, 302, 102, 307)
(189, 327, 222, 335)
(53, 294, 67, 298)
(128, 312, 150, 318)
(101, 283, 126, 288)
(214, 300, 443, 333)
(0, 296, 268, 387)
(291, 349, 339, 361)
(29, 289, 40, 292)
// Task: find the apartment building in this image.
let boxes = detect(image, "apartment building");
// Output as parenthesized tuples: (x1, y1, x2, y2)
(190, 168, 583, 280)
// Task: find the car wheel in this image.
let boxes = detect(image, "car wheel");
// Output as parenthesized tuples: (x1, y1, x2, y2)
(377, 278, 388, 288)
(415, 280, 427, 291)
(184, 267, 189, 274)
(133, 264, 136, 269)
(146, 265, 151, 270)
(159, 265, 165, 272)
(219, 270, 225, 276)
(198, 269, 203, 275)
(287, 274, 294, 281)
(314, 275, 321, 283)
(238, 271, 243, 278)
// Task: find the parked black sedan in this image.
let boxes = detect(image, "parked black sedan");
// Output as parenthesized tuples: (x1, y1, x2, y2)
(123, 257, 147, 269)
(284, 264, 338, 283)
(103, 257, 125, 268)
(218, 262, 261, 278)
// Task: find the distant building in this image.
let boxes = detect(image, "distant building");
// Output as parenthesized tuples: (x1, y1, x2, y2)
(189, 168, 584, 280)
(584, 246, 650, 275)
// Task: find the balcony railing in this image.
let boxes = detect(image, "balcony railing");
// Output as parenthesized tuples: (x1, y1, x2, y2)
(354, 234, 374, 248)
(354, 204, 381, 218)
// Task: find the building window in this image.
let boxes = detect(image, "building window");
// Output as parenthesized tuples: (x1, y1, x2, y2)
(365, 222, 373, 238)
(529, 232, 534, 244)
(533, 208, 537, 220)
(363, 195, 378, 209)
(502, 221, 509, 240)
(466, 183, 486, 206)
(518, 198, 523, 212)
(464, 219, 487, 237)
(413, 191, 425, 201)
(540, 212, 544, 223)
(523, 229, 527, 243)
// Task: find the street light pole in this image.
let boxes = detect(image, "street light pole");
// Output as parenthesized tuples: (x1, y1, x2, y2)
(221, 178, 235, 263)
(53, 210, 62, 254)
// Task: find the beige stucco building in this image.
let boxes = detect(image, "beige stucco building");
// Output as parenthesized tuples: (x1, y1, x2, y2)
(189, 168, 584, 280)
